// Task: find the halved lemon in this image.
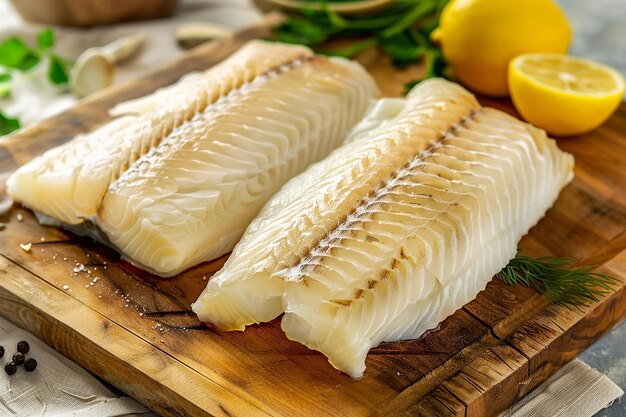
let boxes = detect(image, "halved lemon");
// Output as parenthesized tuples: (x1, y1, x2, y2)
(508, 53, 625, 136)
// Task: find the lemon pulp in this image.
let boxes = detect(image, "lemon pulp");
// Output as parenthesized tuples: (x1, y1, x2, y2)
(509, 53, 625, 136)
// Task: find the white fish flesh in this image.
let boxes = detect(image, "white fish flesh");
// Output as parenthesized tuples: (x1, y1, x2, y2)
(7, 41, 314, 225)
(98, 55, 377, 276)
(7, 40, 378, 276)
(109, 71, 204, 117)
(6, 116, 138, 224)
(193, 78, 574, 378)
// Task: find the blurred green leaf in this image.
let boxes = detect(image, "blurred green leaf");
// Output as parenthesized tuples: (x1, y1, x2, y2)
(15, 52, 40, 71)
(379, 31, 425, 66)
(0, 28, 72, 109)
(0, 73, 12, 97)
(37, 28, 55, 50)
(48, 55, 69, 85)
(0, 37, 29, 68)
(0, 111, 20, 136)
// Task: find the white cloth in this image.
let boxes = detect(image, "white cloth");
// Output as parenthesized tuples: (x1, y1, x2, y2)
(505, 359, 624, 417)
(0, 316, 151, 417)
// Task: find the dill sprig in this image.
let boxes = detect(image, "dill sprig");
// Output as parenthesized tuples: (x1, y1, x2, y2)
(497, 255, 620, 306)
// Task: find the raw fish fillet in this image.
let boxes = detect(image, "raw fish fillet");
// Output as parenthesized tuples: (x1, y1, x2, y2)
(7, 41, 378, 277)
(6, 116, 137, 224)
(109, 72, 203, 117)
(193, 79, 574, 378)
(8, 41, 314, 225)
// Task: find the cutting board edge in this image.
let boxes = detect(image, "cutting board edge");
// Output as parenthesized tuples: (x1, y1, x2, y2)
(374, 248, 626, 416)
(0, 12, 625, 417)
(1, 247, 624, 417)
(0, 253, 278, 417)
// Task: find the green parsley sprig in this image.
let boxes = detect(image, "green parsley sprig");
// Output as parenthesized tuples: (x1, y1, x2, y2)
(0, 28, 72, 136)
(273, 0, 448, 92)
(0, 28, 72, 92)
(497, 254, 620, 306)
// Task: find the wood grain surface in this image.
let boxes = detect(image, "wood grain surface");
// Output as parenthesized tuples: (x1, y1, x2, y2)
(1, 14, 625, 417)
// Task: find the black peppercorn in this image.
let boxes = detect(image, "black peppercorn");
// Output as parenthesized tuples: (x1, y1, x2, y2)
(4, 361, 17, 375)
(12, 352, 25, 366)
(0, 345, 4, 358)
(17, 341, 29, 354)
(23, 358, 37, 372)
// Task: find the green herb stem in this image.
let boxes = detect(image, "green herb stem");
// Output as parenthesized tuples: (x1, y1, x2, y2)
(272, 0, 449, 83)
(319, 37, 378, 58)
(380, 0, 437, 38)
(340, 14, 403, 31)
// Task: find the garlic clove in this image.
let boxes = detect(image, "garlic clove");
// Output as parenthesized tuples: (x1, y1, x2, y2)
(175, 23, 232, 49)
(69, 50, 114, 98)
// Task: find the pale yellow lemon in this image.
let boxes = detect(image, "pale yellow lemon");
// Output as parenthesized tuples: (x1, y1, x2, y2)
(509, 53, 625, 136)
(432, 0, 571, 97)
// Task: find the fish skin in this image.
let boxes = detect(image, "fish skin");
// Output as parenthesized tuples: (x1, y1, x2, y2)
(194, 79, 574, 378)
(97, 55, 378, 277)
(7, 41, 315, 225)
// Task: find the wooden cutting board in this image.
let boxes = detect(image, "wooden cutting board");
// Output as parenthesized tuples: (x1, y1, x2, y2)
(1, 14, 625, 417)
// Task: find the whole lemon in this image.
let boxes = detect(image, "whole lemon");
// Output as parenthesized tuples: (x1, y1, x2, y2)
(432, 0, 572, 97)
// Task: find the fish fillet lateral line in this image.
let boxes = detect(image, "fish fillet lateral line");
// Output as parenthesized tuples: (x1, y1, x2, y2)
(193, 79, 573, 378)
(108, 55, 314, 193)
(281, 105, 573, 377)
(131, 54, 320, 182)
(278, 109, 482, 283)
